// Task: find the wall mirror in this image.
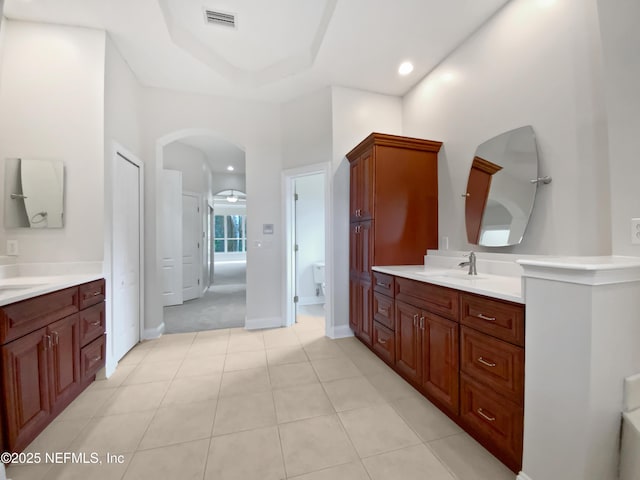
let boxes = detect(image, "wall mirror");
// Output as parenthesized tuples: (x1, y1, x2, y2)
(464, 126, 539, 247)
(4, 158, 65, 228)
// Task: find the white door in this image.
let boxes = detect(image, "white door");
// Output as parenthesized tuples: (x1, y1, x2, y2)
(161, 170, 183, 306)
(113, 153, 141, 360)
(182, 193, 200, 301)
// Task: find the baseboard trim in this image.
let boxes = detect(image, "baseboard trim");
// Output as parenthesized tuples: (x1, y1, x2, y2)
(143, 322, 165, 340)
(298, 296, 325, 306)
(327, 324, 354, 339)
(245, 316, 283, 330)
(517, 472, 533, 480)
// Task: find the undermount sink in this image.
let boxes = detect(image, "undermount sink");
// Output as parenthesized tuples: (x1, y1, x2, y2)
(436, 271, 487, 280)
(0, 280, 48, 291)
(417, 270, 487, 280)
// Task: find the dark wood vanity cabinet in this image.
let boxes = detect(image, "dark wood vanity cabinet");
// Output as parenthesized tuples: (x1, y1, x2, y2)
(361, 273, 525, 473)
(0, 279, 106, 454)
(347, 133, 442, 346)
(395, 278, 460, 415)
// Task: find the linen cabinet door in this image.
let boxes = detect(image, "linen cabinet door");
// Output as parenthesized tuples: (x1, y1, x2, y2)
(48, 314, 81, 408)
(1, 327, 51, 452)
(394, 300, 421, 384)
(421, 312, 459, 415)
(349, 279, 361, 335)
(359, 280, 373, 345)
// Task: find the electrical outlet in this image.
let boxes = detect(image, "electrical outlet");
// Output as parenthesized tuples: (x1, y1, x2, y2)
(631, 218, 640, 245)
(6, 239, 18, 256)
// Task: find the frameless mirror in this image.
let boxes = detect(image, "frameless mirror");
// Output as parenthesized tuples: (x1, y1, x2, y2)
(4, 158, 65, 228)
(464, 126, 539, 247)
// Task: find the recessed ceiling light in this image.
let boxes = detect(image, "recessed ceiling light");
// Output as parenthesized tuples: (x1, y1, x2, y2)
(227, 165, 234, 171)
(398, 61, 414, 76)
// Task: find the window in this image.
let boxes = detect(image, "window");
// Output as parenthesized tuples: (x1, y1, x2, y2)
(214, 214, 247, 253)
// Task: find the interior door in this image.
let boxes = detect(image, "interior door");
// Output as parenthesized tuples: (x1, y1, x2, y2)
(161, 170, 183, 306)
(113, 153, 141, 361)
(182, 193, 200, 302)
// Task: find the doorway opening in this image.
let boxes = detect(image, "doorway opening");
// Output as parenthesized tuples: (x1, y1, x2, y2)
(159, 134, 246, 334)
(283, 163, 332, 336)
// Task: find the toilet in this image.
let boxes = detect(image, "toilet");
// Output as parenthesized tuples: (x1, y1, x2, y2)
(312, 262, 326, 297)
(621, 373, 640, 480)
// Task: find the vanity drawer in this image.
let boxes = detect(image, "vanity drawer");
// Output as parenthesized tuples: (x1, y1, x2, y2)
(460, 373, 523, 472)
(460, 293, 524, 346)
(79, 279, 105, 310)
(373, 272, 394, 297)
(81, 334, 106, 381)
(395, 277, 459, 320)
(79, 303, 105, 347)
(372, 321, 395, 365)
(461, 326, 524, 405)
(373, 292, 394, 330)
(0, 287, 79, 345)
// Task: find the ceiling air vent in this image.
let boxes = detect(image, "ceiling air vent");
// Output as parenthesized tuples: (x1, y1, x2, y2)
(204, 9, 237, 29)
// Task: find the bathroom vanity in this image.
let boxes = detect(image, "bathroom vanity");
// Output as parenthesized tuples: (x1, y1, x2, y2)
(0, 277, 106, 454)
(370, 265, 524, 472)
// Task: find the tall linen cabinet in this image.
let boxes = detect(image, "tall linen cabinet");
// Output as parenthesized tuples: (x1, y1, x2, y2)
(346, 133, 442, 345)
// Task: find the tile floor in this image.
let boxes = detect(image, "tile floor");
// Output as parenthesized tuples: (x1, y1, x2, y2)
(6, 314, 516, 480)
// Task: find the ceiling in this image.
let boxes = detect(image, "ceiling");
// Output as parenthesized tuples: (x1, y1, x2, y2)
(3, 0, 509, 176)
(3, 0, 510, 103)
(177, 136, 246, 174)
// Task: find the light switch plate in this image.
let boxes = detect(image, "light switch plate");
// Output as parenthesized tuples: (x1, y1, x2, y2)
(6, 239, 18, 256)
(631, 218, 640, 245)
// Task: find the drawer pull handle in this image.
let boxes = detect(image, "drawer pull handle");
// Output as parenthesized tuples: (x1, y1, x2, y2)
(378, 307, 389, 315)
(92, 291, 101, 297)
(477, 357, 496, 368)
(378, 338, 387, 345)
(90, 356, 102, 363)
(376, 281, 390, 288)
(90, 321, 102, 327)
(477, 313, 496, 322)
(477, 408, 496, 422)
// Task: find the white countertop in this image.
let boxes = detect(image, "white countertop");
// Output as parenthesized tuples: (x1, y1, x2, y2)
(373, 265, 524, 304)
(0, 273, 104, 307)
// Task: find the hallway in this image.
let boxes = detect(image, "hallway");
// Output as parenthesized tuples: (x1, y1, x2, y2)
(163, 261, 246, 333)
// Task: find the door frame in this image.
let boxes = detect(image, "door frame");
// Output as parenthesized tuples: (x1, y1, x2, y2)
(282, 162, 332, 334)
(106, 142, 144, 377)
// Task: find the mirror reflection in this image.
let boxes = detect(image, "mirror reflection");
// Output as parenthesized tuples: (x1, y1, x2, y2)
(4, 158, 65, 228)
(465, 126, 538, 247)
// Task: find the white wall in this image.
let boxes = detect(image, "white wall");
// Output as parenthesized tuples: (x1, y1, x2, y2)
(0, 20, 106, 262)
(163, 141, 213, 195)
(140, 88, 282, 331)
(282, 87, 333, 170)
(295, 173, 325, 304)
(597, 0, 640, 257)
(403, 0, 611, 256)
(211, 173, 246, 198)
(330, 86, 402, 334)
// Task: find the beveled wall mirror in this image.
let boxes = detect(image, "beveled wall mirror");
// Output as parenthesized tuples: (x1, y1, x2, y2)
(464, 126, 541, 247)
(4, 158, 65, 228)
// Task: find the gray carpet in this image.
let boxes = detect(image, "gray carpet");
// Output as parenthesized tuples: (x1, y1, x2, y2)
(163, 261, 246, 333)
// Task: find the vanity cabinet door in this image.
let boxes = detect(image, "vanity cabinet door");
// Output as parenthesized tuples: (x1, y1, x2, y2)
(349, 149, 374, 222)
(421, 312, 459, 414)
(394, 300, 421, 384)
(349, 279, 372, 345)
(47, 314, 81, 408)
(1, 327, 51, 452)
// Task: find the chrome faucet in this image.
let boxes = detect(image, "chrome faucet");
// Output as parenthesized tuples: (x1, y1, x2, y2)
(458, 251, 477, 275)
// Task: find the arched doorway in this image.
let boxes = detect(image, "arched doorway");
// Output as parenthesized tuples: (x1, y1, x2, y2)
(156, 130, 247, 333)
